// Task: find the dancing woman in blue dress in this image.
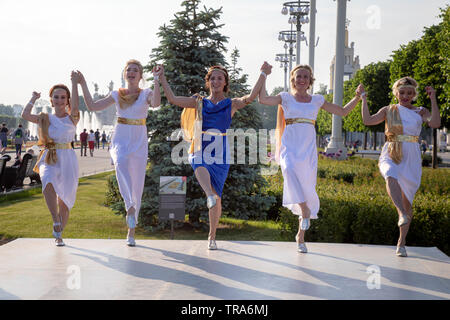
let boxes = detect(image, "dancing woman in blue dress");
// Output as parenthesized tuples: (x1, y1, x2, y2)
(157, 63, 270, 250)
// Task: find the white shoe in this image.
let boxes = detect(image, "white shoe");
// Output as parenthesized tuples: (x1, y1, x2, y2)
(396, 246, 407, 257)
(126, 215, 136, 229)
(298, 243, 308, 253)
(398, 214, 409, 227)
(52, 222, 62, 239)
(126, 236, 136, 247)
(55, 238, 65, 247)
(300, 218, 310, 230)
(207, 195, 217, 209)
(208, 240, 217, 250)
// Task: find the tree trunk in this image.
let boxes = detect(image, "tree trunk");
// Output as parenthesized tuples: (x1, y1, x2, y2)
(364, 131, 368, 150)
(373, 131, 377, 150)
(432, 128, 438, 169)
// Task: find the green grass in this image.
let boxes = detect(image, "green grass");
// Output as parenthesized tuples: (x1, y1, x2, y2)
(0, 172, 282, 243)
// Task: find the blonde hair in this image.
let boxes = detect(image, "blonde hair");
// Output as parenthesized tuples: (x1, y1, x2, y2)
(290, 64, 315, 94)
(123, 59, 145, 86)
(392, 76, 418, 101)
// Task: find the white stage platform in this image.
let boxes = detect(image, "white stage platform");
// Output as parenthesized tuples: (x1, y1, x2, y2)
(0, 239, 449, 300)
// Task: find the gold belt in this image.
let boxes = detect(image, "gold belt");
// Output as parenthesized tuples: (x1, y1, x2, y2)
(45, 142, 72, 150)
(387, 135, 419, 143)
(202, 130, 227, 136)
(285, 118, 316, 126)
(117, 117, 146, 126)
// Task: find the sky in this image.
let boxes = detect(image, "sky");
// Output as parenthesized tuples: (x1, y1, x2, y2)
(0, 0, 447, 106)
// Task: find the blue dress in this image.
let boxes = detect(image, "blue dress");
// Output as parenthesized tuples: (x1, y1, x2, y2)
(189, 98, 232, 198)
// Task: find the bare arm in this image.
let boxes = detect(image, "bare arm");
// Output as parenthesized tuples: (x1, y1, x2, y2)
(158, 65, 196, 108)
(361, 94, 387, 126)
(147, 66, 161, 108)
(424, 86, 441, 128)
(321, 84, 363, 116)
(257, 67, 282, 106)
(21, 92, 41, 124)
(232, 62, 272, 113)
(77, 71, 115, 111)
(70, 71, 80, 125)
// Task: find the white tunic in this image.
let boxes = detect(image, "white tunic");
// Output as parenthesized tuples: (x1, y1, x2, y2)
(110, 88, 153, 223)
(37, 114, 78, 210)
(279, 92, 325, 218)
(379, 104, 423, 204)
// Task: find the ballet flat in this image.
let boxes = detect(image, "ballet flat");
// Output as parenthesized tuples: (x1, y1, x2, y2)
(396, 246, 407, 257)
(126, 236, 136, 247)
(207, 195, 217, 209)
(208, 240, 217, 250)
(300, 218, 310, 231)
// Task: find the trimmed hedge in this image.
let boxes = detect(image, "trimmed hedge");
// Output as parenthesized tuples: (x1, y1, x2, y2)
(272, 157, 449, 255)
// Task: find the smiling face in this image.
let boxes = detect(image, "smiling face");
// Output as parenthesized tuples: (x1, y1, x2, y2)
(208, 70, 226, 94)
(395, 87, 416, 105)
(50, 88, 69, 110)
(124, 63, 142, 86)
(292, 68, 311, 91)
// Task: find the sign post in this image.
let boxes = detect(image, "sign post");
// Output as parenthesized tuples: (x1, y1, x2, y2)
(158, 176, 187, 239)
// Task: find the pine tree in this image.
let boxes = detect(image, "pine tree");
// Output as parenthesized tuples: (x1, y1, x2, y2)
(105, 0, 275, 226)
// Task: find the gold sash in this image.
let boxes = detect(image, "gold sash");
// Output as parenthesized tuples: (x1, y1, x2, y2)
(117, 117, 146, 125)
(201, 131, 227, 136)
(385, 104, 405, 164)
(386, 135, 419, 143)
(285, 118, 316, 126)
(274, 105, 285, 164)
(181, 95, 203, 154)
(118, 88, 142, 110)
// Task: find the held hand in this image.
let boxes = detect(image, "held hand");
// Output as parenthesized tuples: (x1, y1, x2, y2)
(152, 65, 163, 79)
(425, 86, 436, 99)
(31, 91, 41, 101)
(76, 71, 86, 85)
(71, 70, 80, 83)
(261, 61, 272, 75)
(356, 84, 366, 99)
(156, 65, 166, 80)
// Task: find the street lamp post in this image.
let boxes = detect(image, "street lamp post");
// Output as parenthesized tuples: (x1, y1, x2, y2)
(281, 1, 310, 66)
(325, 0, 349, 159)
(278, 30, 297, 78)
(275, 53, 296, 92)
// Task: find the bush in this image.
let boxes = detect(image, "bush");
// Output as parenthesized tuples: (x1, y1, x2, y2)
(275, 157, 450, 255)
(422, 153, 442, 167)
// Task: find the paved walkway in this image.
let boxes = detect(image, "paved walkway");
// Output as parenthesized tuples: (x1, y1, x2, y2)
(0, 239, 449, 300)
(75, 146, 115, 177)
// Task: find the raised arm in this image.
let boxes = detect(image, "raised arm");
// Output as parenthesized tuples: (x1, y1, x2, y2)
(21, 91, 41, 124)
(232, 61, 273, 112)
(258, 63, 282, 106)
(70, 71, 80, 125)
(422, 86, 441, 128)
(147, 65, 162, 108)
(321, 84, 363, 116)
(361, 90, 387, 126)
(77, 71, 115, 111)
(158, 65, 196, 108)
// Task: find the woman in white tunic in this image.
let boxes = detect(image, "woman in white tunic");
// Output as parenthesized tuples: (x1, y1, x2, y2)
(361, 77, 441, 257)
(76, 60, 161, 246)
(21, 74, 80, 246)
(258, 64, 363, 253)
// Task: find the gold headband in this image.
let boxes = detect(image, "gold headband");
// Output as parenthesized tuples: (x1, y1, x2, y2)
(396, 85, 416, 90)
(209, 68, 228, 77)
